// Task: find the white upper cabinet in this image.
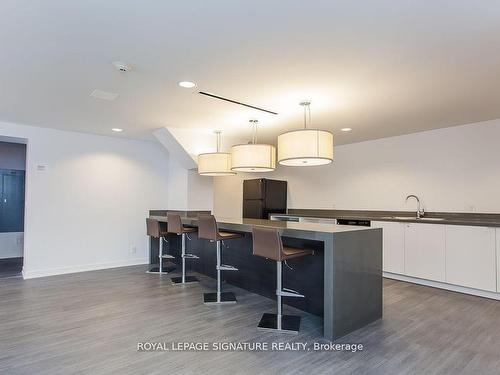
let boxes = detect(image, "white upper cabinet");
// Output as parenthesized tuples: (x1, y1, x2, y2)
(372, 221, 405, 274)
(404, 223, 446, 282)
(445, 225, 496, 292)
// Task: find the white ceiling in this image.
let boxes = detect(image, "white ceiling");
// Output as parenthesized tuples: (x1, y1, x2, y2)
(1, 0, 500, 156)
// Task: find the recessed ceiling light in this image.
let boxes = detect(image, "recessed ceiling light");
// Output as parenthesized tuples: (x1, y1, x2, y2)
(112, 61, 132, 72)
(178, 81, 197, 88)
(112, 128, 123, 132)
(341, 128, 352, 132)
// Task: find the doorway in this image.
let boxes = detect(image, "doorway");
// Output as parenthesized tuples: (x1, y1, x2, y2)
(0, 141, 26, 278)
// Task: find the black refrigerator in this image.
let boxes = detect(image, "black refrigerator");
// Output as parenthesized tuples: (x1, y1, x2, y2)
(243, 178, 287, 219)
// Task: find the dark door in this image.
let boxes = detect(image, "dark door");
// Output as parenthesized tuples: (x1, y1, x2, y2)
(243, 199, 264, 219)
(264, 179, 287, 213)
(0, 170, 25, 233)
(243, 179, 265, 200)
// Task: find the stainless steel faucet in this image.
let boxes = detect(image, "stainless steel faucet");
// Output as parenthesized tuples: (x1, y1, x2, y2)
(406, 194, 425, 219)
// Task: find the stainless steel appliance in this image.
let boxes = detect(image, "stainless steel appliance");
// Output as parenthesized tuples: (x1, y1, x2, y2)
(336, 218, 371, 226)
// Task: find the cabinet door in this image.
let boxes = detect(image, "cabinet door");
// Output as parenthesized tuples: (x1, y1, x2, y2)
(243, 179, 264, 200)
(372, 221, 405, 274)
(404, 223, 445, 282)
(242, 199, 263, 219)
(445, 226, 496, 292)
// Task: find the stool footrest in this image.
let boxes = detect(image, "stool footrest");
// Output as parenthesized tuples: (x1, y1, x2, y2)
(161, 254, 175, 259)
(217, 264, 238, 271)
(183, 254, 199, 259)
(277, 288, 304, 298)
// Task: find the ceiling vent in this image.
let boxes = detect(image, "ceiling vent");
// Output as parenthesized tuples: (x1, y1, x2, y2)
(90, 89, 119, 101)
(198, 91, 278, 115)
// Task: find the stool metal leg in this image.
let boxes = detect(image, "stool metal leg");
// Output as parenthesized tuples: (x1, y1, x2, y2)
(159, 236, 163, 273)
(147, 236, 175, 274)
(257, 260, 301, 334)
(171, 233, 199, 285)
(277, 260, 282, 330)
(204, 240, 237, 305)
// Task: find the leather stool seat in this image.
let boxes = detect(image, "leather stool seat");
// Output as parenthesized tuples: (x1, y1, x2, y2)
(178, 226, 197, 234)
(282, 246, 314, 260)
(217, 231, 243, 240)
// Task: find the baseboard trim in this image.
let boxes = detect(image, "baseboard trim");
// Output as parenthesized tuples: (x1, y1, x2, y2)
(383, 272, 500, 300)
(22, 258, 149, 279)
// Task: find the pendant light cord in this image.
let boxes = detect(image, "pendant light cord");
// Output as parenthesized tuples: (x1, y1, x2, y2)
(303, 105, 307, 129)
(215, 131, 221, 152)
(250, 119, 258, 144)
(308, 104, 311, 128)
(301, 101, 312, 129)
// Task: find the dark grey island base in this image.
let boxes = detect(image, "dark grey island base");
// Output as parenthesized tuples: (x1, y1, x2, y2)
(149, 215, 383, 341)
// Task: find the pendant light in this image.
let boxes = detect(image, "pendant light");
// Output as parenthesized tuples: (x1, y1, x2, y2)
(230, 119, 276, 172)
(197, 131, 236, 176)
(278, 101, 333, 166)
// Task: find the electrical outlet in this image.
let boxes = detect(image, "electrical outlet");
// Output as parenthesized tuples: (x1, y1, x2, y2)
(129, 244, 137, 254)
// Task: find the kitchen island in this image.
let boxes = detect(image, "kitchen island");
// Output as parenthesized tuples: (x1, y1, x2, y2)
(149, 215, 383, 340)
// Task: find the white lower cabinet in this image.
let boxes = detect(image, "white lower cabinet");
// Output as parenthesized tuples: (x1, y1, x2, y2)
(376, 219, 499, 295)
(404, 223, 446, 282)
(445, 226, 496, 292)
(372, 221, 405, 274)
(497, 228, 500, 293)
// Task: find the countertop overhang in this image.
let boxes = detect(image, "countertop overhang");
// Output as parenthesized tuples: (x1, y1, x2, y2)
(149, 215, 377, 239)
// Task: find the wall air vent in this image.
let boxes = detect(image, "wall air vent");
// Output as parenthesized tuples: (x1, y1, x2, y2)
(90, 89, 119, 101)
(198, 91, 278, 115)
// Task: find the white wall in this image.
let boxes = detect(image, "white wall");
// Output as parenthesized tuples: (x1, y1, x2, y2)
(0, 233, 23, 259)
(0, 120, 170, 278)
(166, 161, 214, 212)
(187, 170, 213, 211)
(167, 158, 188, 210)
(214, 119, 500, 217)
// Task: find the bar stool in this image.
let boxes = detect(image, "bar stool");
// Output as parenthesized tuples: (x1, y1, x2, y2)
(167, 213, 200, 285)
(252, 226, 313, 334)
(198, 214, 242, 304)
(146, 218, 175, 274)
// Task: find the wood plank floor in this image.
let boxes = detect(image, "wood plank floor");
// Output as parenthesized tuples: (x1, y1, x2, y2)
(1, 265, 500, 375)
